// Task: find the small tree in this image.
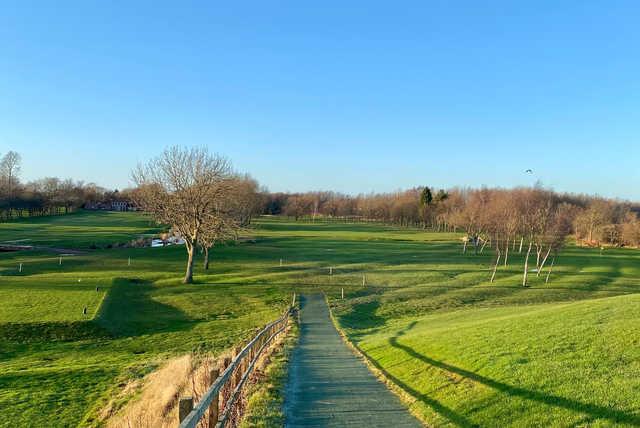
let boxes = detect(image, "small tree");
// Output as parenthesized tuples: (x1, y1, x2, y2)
(419, 186, 433, 228)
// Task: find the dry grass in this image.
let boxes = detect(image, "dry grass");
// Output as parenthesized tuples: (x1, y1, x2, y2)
(103, 322, 291, 428)
(105, 353, 220, 428)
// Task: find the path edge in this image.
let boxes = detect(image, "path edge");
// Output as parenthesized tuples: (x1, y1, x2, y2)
(323, 294, 429, 428)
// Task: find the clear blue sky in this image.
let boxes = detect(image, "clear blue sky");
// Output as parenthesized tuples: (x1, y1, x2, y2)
(1, 1, 639, 200)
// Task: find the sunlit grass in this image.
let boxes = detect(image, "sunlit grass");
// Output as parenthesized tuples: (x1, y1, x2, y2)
(2, 213, 640, 426)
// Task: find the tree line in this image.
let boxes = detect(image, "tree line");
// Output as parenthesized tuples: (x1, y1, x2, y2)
(263, 186, 639, 286)
(0, 150, 133, 220)
(262, 187, 640, 248)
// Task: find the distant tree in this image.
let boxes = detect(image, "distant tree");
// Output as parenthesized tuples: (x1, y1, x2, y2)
(0, 151, 21, 197)
(419, 186, 433, 228)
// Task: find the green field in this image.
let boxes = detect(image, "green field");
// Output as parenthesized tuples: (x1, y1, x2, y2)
(1, 212, 640, 427)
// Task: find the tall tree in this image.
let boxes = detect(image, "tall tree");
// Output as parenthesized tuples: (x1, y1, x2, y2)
(132, 146, 234, 284)
(0, 151, 21, 197)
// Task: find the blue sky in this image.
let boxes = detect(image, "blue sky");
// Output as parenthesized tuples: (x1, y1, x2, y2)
(1, 1, 639, 199)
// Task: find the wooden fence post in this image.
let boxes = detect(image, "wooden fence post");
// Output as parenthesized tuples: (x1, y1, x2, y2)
(209, 368, 220, 426)
(179, 397, 193, 423)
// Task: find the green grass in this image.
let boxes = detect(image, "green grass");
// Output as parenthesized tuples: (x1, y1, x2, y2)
(240, 318, 299, 428)
(2, 214, 640, 427)
(0, 210, 160, 248)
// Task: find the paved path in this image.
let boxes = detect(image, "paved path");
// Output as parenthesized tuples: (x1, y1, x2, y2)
(284, 294, 422, 427)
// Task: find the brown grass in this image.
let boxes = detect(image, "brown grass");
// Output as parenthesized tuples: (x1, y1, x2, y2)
(104, 353, 221, 428)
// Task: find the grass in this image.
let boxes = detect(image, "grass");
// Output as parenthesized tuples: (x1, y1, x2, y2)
(0, 210, 159, 248)
(1, 213, 640, 426)
(0, 212, 291, 427)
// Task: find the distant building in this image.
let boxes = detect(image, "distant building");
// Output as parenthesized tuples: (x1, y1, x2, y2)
(111, 201, 130, 211)
(84, 200, 136, 211)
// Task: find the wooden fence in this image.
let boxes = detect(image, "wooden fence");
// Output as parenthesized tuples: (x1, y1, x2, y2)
(178, 301, 294, 428)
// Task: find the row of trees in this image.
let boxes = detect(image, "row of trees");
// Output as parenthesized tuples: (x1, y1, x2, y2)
(0, 151, 132, 220)
(132, 147, 261, 283)
(264, 186, 639, 286)
(264, 187, 640, 248)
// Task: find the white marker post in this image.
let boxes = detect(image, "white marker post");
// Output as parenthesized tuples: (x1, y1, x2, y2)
(329, 267, 333, 275)
(362, 274, 366, 287)
(59, 256, 62, 266)
(19, 263, 22, 273)
(292, 292, 296, 307)
(128, 257, 131, 266)
(341, 287, 344, 299)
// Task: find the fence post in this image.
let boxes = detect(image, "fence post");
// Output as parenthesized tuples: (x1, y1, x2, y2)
(209, 368, 220, 426)
(179, 397, 193, 423)
(341, 287, 344, 299)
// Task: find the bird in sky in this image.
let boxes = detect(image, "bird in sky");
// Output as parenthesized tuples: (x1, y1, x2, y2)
(525, 169, 533, 174)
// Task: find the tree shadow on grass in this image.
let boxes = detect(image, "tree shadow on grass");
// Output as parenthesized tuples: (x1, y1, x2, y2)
(388, 323, 640, 426)
(347, 320, 476, 427)
(95, 277, 195, 338)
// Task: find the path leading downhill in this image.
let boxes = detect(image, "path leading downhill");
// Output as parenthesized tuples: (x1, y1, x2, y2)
(284, 294, 422, 427)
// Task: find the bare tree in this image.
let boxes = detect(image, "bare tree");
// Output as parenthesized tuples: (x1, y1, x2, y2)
(132, 147, 233, 284)
(0, 151, 21, 197)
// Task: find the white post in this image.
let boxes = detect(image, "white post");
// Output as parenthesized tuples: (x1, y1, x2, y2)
(341, 287, 344, 299)
(128, 257, 131, 266)
(19, 263, 22, 273)
(59, 256, 62, 266)
(362, 274, 365, 287)
(292, 292, 296, 307)
(329, 266, 333, 275)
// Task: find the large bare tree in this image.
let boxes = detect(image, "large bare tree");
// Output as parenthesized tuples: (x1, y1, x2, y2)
(132, 146, 234, 284)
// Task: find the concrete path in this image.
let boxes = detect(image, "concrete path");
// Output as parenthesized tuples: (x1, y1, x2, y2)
(284, 294, 422, 427)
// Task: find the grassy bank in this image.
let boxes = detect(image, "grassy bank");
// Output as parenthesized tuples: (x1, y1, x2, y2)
(2, 213, 640, 426)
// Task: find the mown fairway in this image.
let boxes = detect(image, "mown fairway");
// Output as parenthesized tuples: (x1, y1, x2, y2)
(1, 213, 640, 427)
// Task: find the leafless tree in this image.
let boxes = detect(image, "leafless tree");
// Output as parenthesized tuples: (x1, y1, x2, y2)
(132, 146, 234, 284)
(0, 151, 21, 197)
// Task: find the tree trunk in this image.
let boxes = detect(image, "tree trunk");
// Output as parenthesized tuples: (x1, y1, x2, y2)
(519, 237, 524, 253)
(504, 242, 509, 266)
(537, 247, 552, 277)
(480, 238, 488, 254)
(203, 246, 210, 270)
(183, 245, 195, 284)
(491, 248, 501, 283)
(545, 256, 555, 284)
(523, 241, 533, 287)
